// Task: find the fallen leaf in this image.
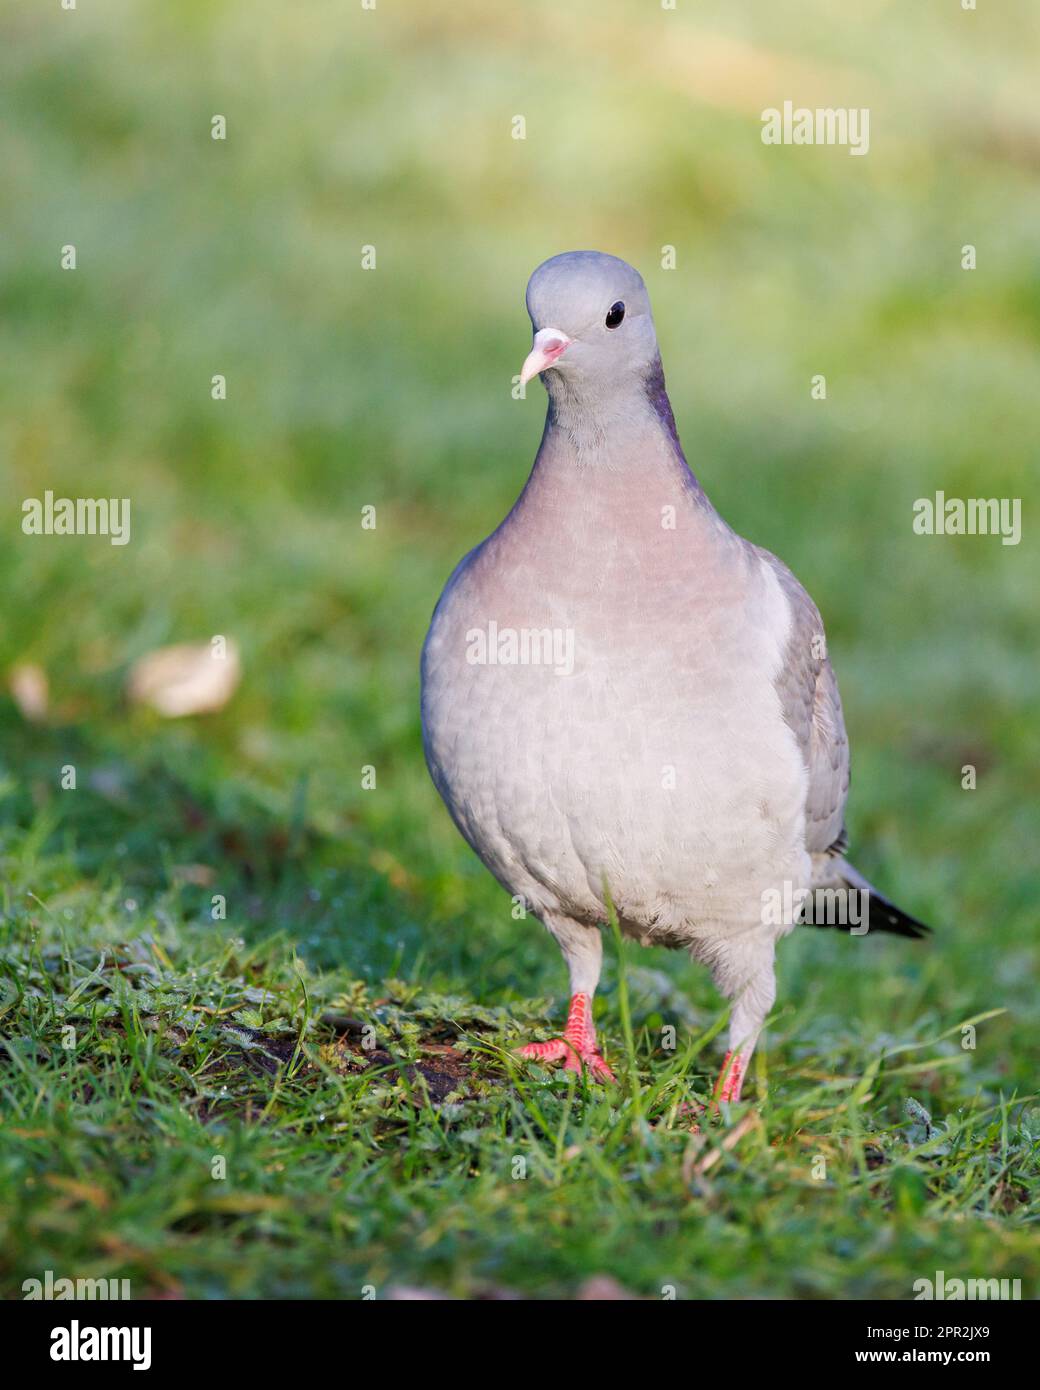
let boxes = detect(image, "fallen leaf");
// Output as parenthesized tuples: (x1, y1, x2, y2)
(684, 1111, 761, 1180)
(170, 863, 217, 887)
(385, 1285, 453, 1300)
(128, 639, 240, 717)
(8, 663, 48, 721)
(576, 1275, 639, 1300)
(43, 1174, 111, 1209)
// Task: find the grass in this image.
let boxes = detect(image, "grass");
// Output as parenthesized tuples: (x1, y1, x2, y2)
(1, 858, 1037, 1299)
(1, 0, 1039, 1299)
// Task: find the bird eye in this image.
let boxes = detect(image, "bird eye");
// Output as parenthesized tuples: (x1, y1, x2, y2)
(605, 301, 625, 329)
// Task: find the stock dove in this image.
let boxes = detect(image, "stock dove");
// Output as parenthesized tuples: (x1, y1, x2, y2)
(421, 251, 929, 1097)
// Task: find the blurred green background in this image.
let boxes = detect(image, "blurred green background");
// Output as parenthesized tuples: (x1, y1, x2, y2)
(0, 0, 1037, 1299)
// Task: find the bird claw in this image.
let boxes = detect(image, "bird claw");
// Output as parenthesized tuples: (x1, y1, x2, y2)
(513, 992, 616, 1083)
(674, 1051, 747, 1130)
(515, 1037, 616, 1083)
(676, 1098, 704, 1132)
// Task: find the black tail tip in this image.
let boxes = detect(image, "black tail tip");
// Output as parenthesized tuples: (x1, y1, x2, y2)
(867, 895, 933, 939)
(799, 887, 933, 939)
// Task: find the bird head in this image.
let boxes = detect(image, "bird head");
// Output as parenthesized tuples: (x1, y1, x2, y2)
(520, 251, 659, 398)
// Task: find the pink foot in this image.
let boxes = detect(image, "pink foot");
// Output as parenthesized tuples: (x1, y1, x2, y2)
(713, 1050, 745, 1104)
(670, 1053, 746, 1131)
(676, 1098, 703, 1131)
(515, 992, 616, 1083)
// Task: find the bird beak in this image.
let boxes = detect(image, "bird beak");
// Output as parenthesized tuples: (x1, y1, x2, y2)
(520, 328, 572, 387)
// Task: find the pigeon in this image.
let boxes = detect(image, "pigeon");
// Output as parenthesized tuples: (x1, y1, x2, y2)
(421, 250, 929, 1099)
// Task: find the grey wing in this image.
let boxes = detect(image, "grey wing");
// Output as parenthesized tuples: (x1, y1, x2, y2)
(757, 548, 850, 855)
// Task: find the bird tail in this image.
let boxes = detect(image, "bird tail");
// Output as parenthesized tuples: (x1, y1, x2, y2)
(800, 860, 932, 939)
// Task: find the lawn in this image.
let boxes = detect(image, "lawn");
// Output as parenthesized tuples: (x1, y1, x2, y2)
(0, 0, 1037, 1299)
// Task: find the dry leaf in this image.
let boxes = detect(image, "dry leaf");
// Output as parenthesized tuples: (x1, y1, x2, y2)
(384, 1285, 453, 1301)
(683, 1111, 761, 1182)
(170, 863, 217, 887)
(576, 1275, 638, 1300)
(43, 1174, 111, 1209)
(128, 640, 240, 717)
(8, 663, 49, 722)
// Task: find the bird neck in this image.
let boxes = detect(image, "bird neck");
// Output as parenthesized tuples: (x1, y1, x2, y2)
(503, 395, 721, 569)
(528, 357, 712, 514)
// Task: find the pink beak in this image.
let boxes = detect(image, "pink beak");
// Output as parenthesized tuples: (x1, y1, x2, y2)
(520, 328, 572, 387)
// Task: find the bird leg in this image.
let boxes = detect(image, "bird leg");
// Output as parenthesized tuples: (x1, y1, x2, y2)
(676, 1051, 745, 1128)
(515, 992, 616, 1082)
(679, 941, 775, 1122)
(712, 1049, 745, 1104)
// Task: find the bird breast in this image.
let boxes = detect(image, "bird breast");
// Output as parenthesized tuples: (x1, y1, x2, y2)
(421, 508, 811, 942)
